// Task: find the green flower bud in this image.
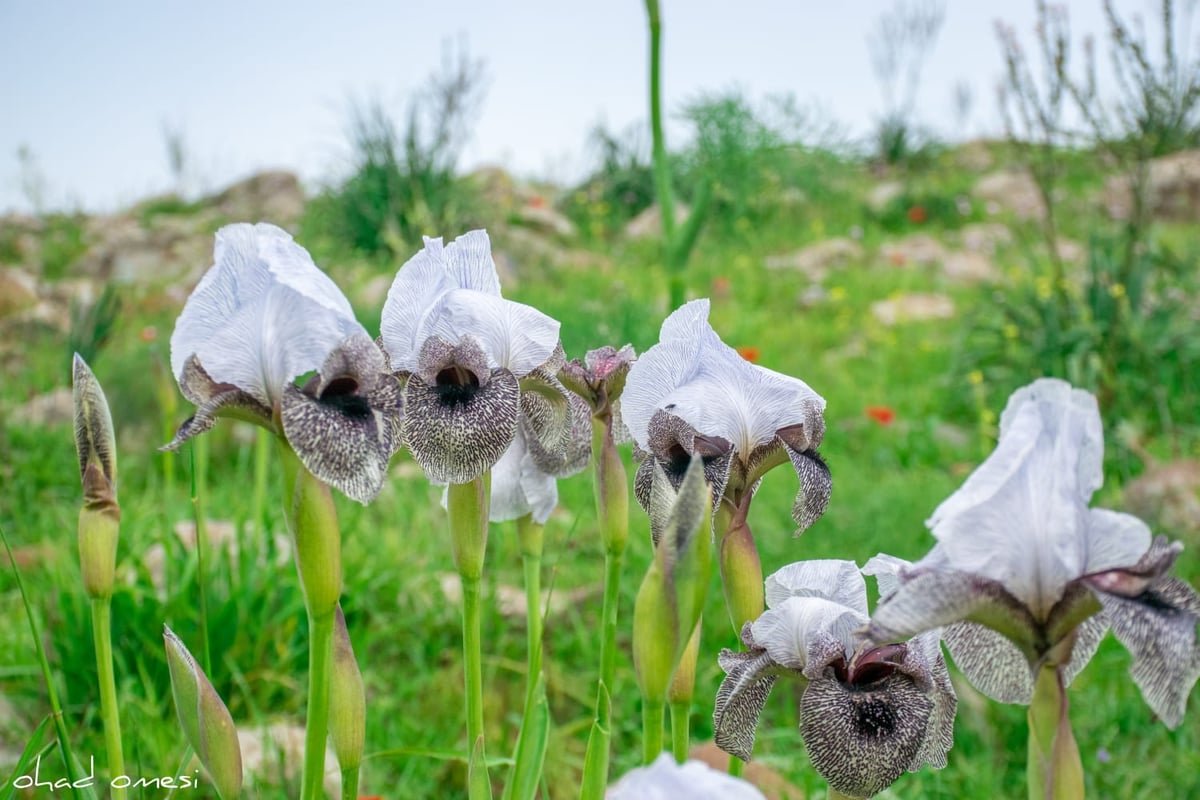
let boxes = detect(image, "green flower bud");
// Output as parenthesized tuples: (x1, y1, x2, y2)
(73, 355, 119, 599)
(328, 606, 365, 774)
(633, 456, 712, 704)
(164, 626, 243, 800)
(279, 442, 343, 618)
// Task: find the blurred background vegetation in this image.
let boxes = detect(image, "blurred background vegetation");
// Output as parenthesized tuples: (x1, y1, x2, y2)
(1, 0, 1199, 797)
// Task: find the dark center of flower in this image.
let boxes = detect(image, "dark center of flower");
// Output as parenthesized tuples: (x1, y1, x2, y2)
(848, 694, 900, 740)
(318, 376, 370, 419)
(433, 365, 481, 407)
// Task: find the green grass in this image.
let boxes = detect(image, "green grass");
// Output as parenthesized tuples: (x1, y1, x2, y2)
(1, 145, 1198, 799)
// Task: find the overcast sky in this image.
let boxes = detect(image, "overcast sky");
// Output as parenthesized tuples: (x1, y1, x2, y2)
(0, 0, 1167, 213)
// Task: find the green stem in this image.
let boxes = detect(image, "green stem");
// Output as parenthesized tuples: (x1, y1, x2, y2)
(729, 757, 745, 778)
(340, 767, 360, 800)
(718, 496, 763, 637)
(1027, 665, 1085, 800)
(448, 477, 493, 800)
(642, 698, 664, 766)
(253, 427, 270, 537)
(581, 419, 629, 799)
(827, 789, 857, 800)
(303, 612, 335, 800)
(190, 438, 212, 675)
(504, 515, 548, 800)
(668, 702, 689, 764)
(91, 598, 126, 798)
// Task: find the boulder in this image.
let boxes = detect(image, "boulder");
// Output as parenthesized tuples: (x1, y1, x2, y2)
(0, 268, 38, 316)
(974, 170, 1045, 220)
(942, 251, 999, 283)
(766, 237, 864, 281)
(879, 234, 946, 267)
(1104, 149, 1200, 222)
(866, 180, 904, 212)
(624, 202, 690, 240)
(958, 222, 1012, 255)
(871, 293, 956, 326)
(213, 170, 306, 226)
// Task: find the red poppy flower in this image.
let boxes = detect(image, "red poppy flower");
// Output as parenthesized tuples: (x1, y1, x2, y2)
(737, 346, 760, 363)
(907, 205, 927, 224)
(865, 405, 896, 425)
(712, 275, 732, 299)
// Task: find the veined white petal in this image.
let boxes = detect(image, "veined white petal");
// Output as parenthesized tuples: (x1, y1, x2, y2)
(430, 290, 559, 377)
(1084, 508, 1153, 574)
(488, 429, 558, 524)
(380, 230, 558, 376)
(764, 560, 868, 617)
(623, 299, 825, 456)
(607, 753, 766, 800)
(750, 596, 866, 671)
(862, 553, 913, 600)
(170, 223, 365, 407)
(925, 379, 1104, 616)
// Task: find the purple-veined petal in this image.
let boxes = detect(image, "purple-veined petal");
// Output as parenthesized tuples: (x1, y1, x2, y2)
(488, 429, 558, 524)
(712, 647, 781, 763)
(765, 560, 869, 617)
(750, 596, 865, 671)
(623, 299, 824, 459)
(925, 378, 1104, 617)
(380, 230, 558, 377)
(942, 621, 1036, 704)
(170, 223, 364, 408)
(1083, 508, 1153, 574)
(607, 752, 767, 800)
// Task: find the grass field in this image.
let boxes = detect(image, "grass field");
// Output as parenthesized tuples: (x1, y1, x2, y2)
(1, 138, 1199, 799)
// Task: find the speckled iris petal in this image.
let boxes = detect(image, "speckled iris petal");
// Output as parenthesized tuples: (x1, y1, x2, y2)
(162, 355, 274, 451)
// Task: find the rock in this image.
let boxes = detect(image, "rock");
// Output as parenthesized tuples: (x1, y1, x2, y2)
(871, 293, 956, 326)
(238, 724, 341, 798)
(689, 741, 804, 800)
(213, 170, 306, 226)
(765, 237, 864, 281)
(1055, 237, 1084, 264)
(973, 170, 1045, 220)
(11, 387, 73, 427)
(958, 222, 1012, 255)
(1123, 459, 1200, 538)
(879, 234, 946, 267)
(797, 284, 829, 307)
(439, 572, 597, 623)
(1104, 149, 1200, 222)
(942, 250, 999, 283)
(866, 180, 904, 212)
(624, 203, 690, 240)
(952, 139, 997, 172)
(0, 268, 38, 316)
(515, 200, 576, 238)
(73, 213, 214, 285)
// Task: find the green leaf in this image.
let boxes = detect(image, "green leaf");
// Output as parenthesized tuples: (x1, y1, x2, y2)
(0, 716, 52, 800)
(503, 675, 550, 800)
(468, 734, 494, 800)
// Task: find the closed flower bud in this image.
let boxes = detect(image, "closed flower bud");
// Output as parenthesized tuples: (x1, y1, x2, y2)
(164, 626, 243, 800)
(73, 355, 119, 599)
(328, 607, 365, 773)
(633, 456, 711, 703)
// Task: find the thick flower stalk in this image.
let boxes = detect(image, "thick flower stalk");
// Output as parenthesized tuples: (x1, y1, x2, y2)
(713, 560, 956, 798)
(165, 626, 243, 800)
(633, 455, 712, 764)
(72, 355, 126, 798)
(166, 223, 401, 800)
(329, 606, 365, 800)
(865, 378, 1200, 800)
(561, 345, 638, 798)
(381, 230, 571, 799)
(623, 300, 830, 638)
(607, 752, 766, 800)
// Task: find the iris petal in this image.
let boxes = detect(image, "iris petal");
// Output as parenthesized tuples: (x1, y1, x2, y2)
(765, 560, 869, 617)
(712, 648, 780, 762)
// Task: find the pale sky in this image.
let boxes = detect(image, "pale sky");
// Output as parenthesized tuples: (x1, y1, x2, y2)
(0, 0, 1165, 213)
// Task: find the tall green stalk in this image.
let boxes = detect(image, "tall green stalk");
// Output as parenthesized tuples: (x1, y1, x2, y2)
(643, 0, 711, 310)
(448, 476, 494, 800)
(580, 417, 629, 800)
(279, 443, 344, 800)
(641, 698, 665, 766)
(190, 438, 212, 674)
(91, 598, 125, 798)
(1027, 666, 1084, 800)
(503, 515, 549, 800)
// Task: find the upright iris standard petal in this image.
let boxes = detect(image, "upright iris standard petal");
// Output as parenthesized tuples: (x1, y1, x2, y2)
(866, 378, 1200, 726)
(166, 223, 402, 503)
(712, 560, 956, 796)
(623, 299, 829, 533)
(380, 230, 570, 484)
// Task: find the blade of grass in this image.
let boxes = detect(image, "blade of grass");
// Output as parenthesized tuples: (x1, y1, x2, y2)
(0, 524, 88, 800)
